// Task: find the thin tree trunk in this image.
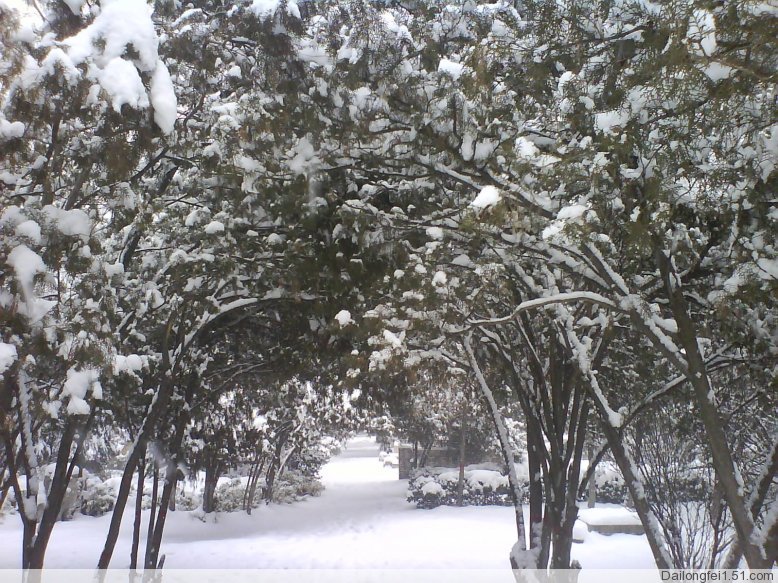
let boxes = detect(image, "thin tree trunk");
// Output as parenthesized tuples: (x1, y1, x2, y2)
(525, 415, 545, 560)
(600, 418, 673, 569)
(457, 410, 467, 507)
(146, 463, 176, 569)
(587, 443, 596, 509)
(16, 370, 42, 570)
(98, 376, 173, 568)
(248, 457, 266, 513)
(654, 247, 768, 568)
(145, 409, 188, 569)
(144, 464, 158, 568)
(722, 436, 778, 568)
(27, 419, 78, 568)
(554, 401, 588, 570)
(3, 430, 36, 569)
(276, 441, 298, 484)
(559, 312, 673, 569)
(464, 334, 529, 566)
(130, 451, 145, 570)
(263, 435, 288, 503)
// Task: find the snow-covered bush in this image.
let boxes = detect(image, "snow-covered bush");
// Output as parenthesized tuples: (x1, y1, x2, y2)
(271, 469, 324, 503)
(214, 478, 250, 512)
(407, 464, 527, 509)
(593, 478, 629, 504)
(175, 488, 200, 511)
(79, 480, 116, 517)
(212, 471, 324, 510)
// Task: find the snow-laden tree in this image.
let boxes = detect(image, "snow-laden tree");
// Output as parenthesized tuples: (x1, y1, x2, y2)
(1, 0, 175, 567)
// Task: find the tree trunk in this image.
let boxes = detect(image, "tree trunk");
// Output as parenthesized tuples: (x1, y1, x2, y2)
(1, 431, 34, 569)
(587, 443, 596, 509)
(98, 376, 173, 568)
(130, 452, 145, 570)
(145, 463, 176, 569)
(263, 434, 288, 504)
(145, 409, 188, 569)
(526, 416, 547, 565)
(722, 436, 778, 568)
(244, 456, 265, 515)
(599, 418, 673, 569)
(464, 334, 529, 565)
(654, 247, 768, 568)
(27, 418, 78, 569)
(457, 411, 467, 507)
(553, 401, 588, 570)
(145, 463, 158, 568)
(202, 460, 220, 514)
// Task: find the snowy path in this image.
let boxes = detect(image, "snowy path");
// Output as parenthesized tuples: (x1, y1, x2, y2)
(0, 435, 656, 569)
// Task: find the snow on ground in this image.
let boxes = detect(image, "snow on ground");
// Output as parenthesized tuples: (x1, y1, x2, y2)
(0, 435, 656, 570)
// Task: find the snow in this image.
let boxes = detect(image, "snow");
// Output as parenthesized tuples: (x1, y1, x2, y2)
(470, 185, 501, 209)
(0, 435, 657, 570)
(113, 354, 144, 374)
(688, 10, 717, 56)
(6, 244, 46, 301)
(97, 57, 150, 112)
(334, 310, 354, 327)
(14, 220, 41, 244)
(0, 118, 25, 141)
(595, 109, 629, 134)
(438, 58, 465, 79)
(63, 0, 84, 15)
(421, 480, 444, 496)
(0, 342, 17, 375)
(287, 136, 318, 175)
(382, 329, 404, 348)
(452, 254, 474, 268)
(249, 0, 280, 18)
(204, 220, 225, 234)
(150, 62, 178, 134)
(426, 226, 444, 240)
(466, 469, 508, 491)
(42, 206, 91, 241)
(62, 368, 101, 415)
(557, 204, 588, 221)
(756, 257, 778, 280)
(15, 0, 176, 120)
(67, 0, 159, 72)
(577, 506, 642, 526)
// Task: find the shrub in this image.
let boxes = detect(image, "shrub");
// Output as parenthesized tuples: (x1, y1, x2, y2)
(271, 469, 324, 503)
(80, 480, 116, 517)
(175, 488, 200, 511)
(407, 465, 528, 509)
(214, 478, 251, 512)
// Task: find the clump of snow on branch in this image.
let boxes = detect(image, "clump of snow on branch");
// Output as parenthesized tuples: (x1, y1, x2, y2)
(438, 58, 465, 80)
(249, 0, 300, 19)
(62, 368, 102, 416)
(334, 310, 354, 327)
(0, 342, 18, 375)
(470, 185, 501, 210)
(21, 0, 177, 133)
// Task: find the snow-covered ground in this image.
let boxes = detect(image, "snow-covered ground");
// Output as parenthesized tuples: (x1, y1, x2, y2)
(0, 435, 655, 569)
